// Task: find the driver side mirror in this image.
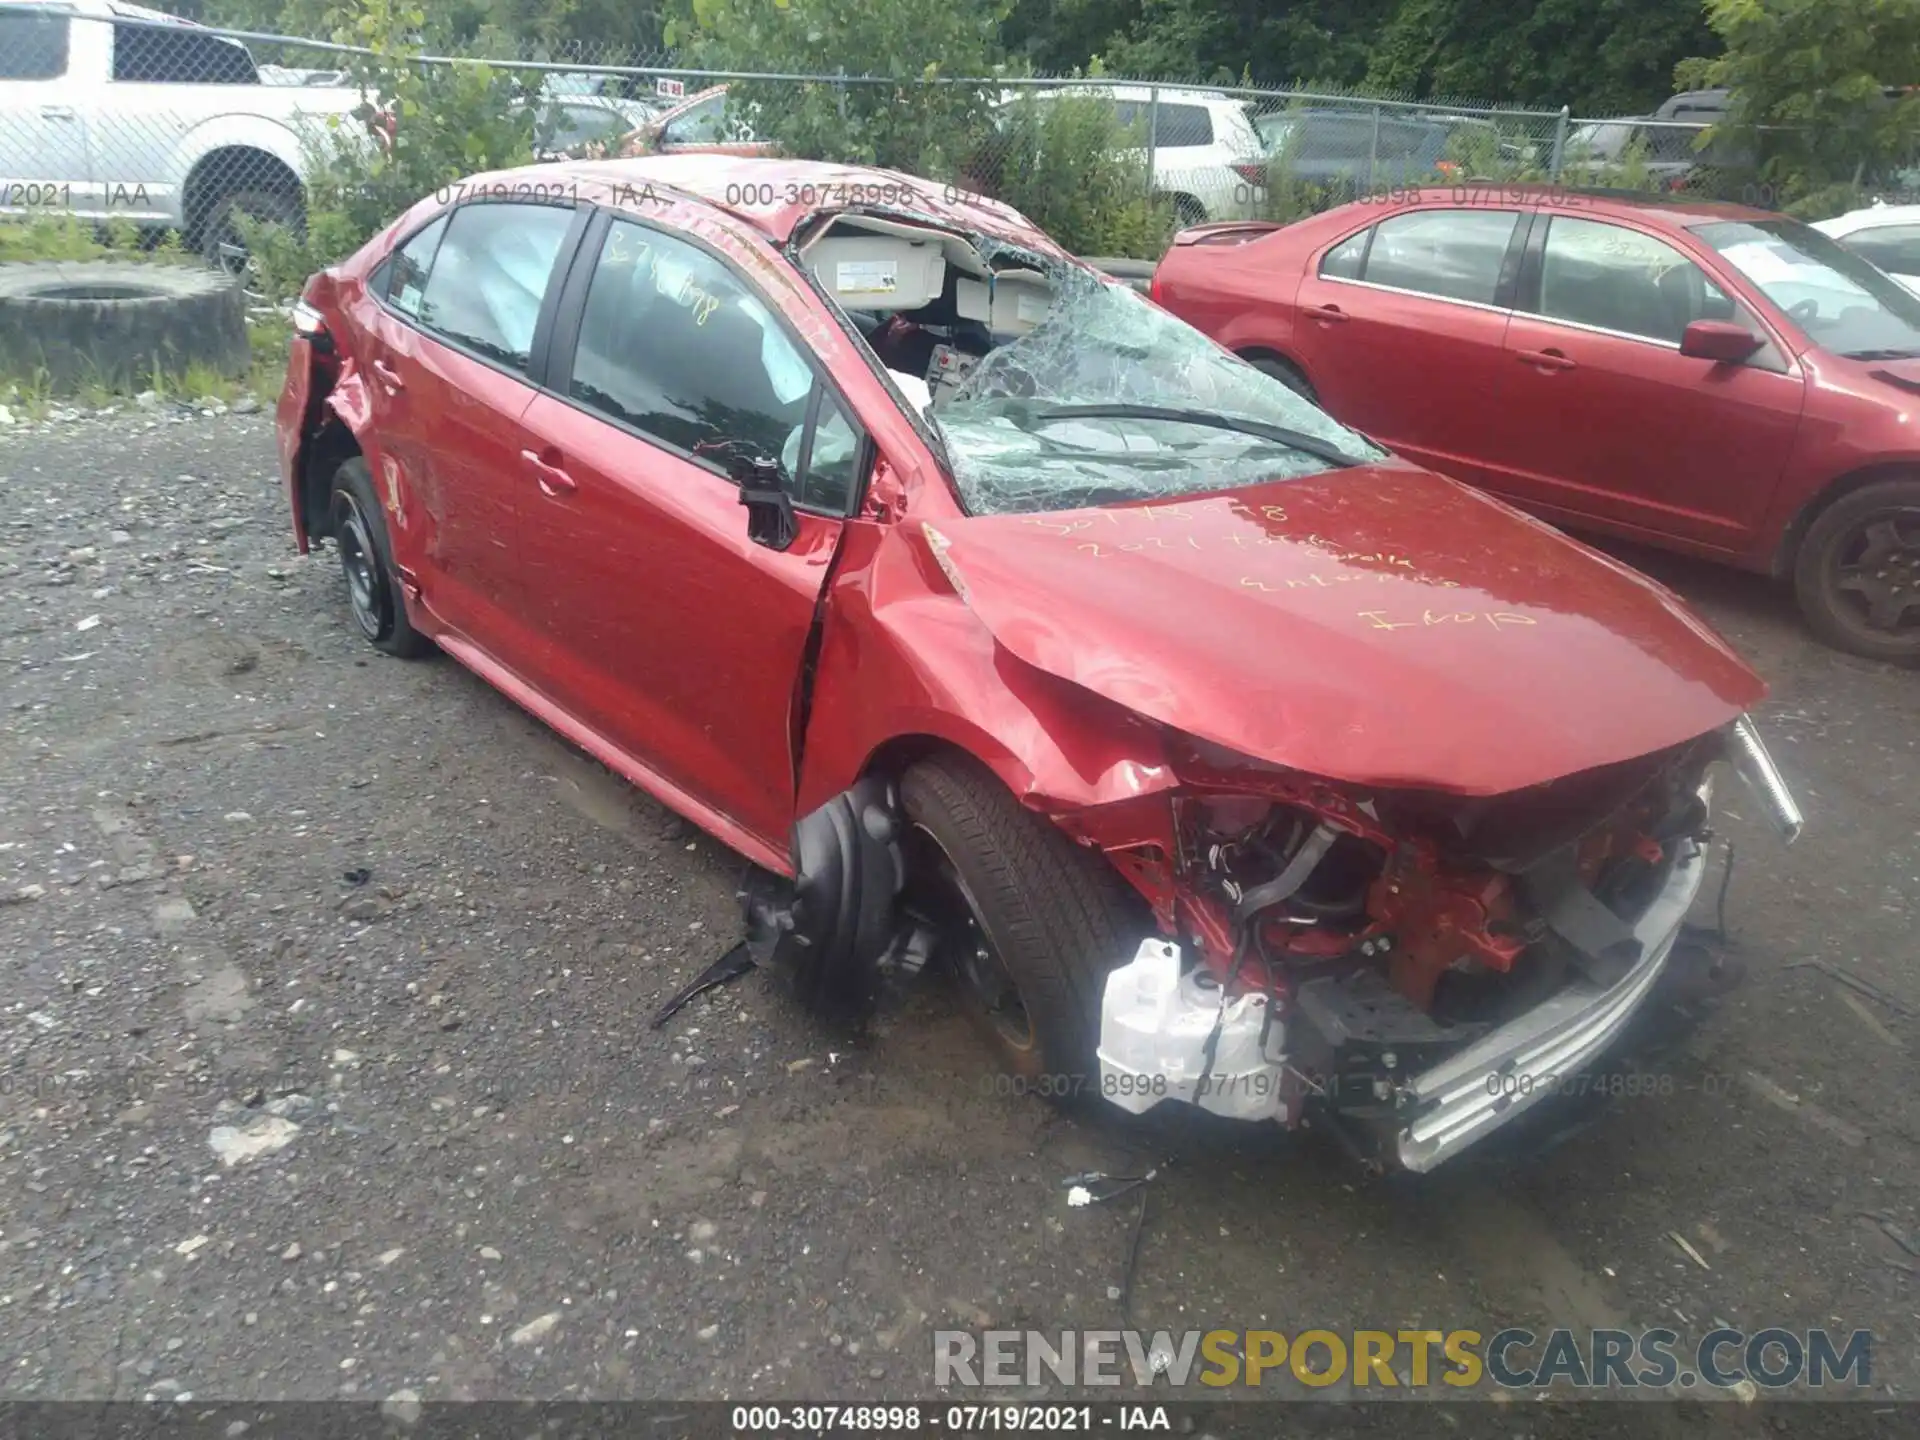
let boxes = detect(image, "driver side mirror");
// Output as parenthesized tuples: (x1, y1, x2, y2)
(733, 454, 798, 552)
(1679, 319, 1763, 364)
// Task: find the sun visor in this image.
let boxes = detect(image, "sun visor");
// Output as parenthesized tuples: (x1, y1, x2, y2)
(808, 235, 947, 310)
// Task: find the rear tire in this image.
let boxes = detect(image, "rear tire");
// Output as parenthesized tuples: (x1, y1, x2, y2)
(1792, 478, 1920, 665)
(198, 187, 303, 280)
(1247, 353, 1318, 404)
(328, 457, 432, 659)
(900, 753, 1143, 1094)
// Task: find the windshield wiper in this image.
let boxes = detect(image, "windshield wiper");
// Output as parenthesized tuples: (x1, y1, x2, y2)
(1025, 404, 1371, 470)
(1840, 347, 1920, 360)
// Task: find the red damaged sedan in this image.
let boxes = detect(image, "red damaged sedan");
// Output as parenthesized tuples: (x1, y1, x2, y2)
(277, 156, 1803, 1171)
(1150, 187, 1920, 664)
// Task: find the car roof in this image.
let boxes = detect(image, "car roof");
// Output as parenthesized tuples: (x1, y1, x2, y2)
(1379, 184, 1779, 226)
(1034, 83, 1244, 108)
(1813, 204, 1920, 234)
(526, 154, 1063, 249)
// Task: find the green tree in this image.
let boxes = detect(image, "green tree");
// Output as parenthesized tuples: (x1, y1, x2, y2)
(1367, 0, 1714, 112)
(664, 0, 1007, 175)
(1677, 0, 1920, 212)
(1096, 0, 1396, 88)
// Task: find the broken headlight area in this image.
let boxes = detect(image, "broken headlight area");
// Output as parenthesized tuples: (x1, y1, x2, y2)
(1092, 731, 1733, 1170)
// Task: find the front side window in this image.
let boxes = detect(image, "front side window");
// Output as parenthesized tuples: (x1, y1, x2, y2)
(1537, 216, 1735, 343)
(568, 217, 854, 501)
(1694, 217, 1920, 359)
(0, 12, 69, 80)
(415, 203, 575, 372)
(1358, 208, 1518, 305)
(113, 25, 257, 84)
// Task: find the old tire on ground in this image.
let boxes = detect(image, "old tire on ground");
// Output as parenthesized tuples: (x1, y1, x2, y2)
(328, 457, 433, 659)
(1793, 477, 1920, 665)
(900, 752, 1144, 1094)
(1247, 352, 1318, 403)
(0, 262, 249, 392)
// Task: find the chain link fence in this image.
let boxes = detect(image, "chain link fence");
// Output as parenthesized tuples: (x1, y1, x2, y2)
(3, 2, 1911, 284)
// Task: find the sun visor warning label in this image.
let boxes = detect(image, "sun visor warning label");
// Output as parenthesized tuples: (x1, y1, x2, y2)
(836, 259, 899, 295)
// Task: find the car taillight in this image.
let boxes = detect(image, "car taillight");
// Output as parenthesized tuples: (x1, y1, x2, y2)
(1230, 162, 1268, 187)
(291, 297, 335, 355)
(1148, 269, 1164, 305)
(364, 107, 397, 152)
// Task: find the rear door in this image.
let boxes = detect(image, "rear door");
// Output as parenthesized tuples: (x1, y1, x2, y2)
(352, 199, 585, 662)
(1289, 204, 1528, 487)
(1494, 212, 1806, 549)
(515, 210, 868, 851)
(99, 18, 263, 224)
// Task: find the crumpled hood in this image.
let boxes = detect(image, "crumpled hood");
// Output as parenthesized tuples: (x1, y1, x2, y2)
(928, 465, 1766, 794)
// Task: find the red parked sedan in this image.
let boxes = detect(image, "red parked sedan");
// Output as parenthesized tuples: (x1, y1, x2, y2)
(277, 156, 1801, 1171)
(1151, 187, 1920, 664)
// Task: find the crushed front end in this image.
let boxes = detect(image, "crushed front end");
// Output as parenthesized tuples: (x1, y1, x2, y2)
(1084, 718, 1800, 1172)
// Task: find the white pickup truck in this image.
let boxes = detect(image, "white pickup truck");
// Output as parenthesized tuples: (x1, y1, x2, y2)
(0, 0, 368, 260)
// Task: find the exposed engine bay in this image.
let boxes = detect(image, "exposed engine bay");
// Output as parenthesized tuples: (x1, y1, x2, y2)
(721, 709, 1799, 1172)
(1089, 733, 1723, 1160)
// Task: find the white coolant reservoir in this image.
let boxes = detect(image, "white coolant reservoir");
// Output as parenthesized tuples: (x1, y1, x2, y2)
(1096, 939, 1287, 1122)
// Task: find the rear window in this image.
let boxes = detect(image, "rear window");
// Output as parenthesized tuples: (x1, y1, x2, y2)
(113, 23, 258, 84)
(1113, 101, 1215, 149)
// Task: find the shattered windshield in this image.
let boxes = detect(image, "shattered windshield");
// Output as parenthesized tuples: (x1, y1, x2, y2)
(936, 276, 1387, 515)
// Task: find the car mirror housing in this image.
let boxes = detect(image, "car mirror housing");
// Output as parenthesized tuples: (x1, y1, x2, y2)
(734, 454, 798, 551)
(1679, 319, 1764, 363)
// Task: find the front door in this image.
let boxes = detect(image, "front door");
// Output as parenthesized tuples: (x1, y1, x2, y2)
(1290, 206, 1524, 487)
(515, 212, 868, 850)
(1494, 213, 1806, 551)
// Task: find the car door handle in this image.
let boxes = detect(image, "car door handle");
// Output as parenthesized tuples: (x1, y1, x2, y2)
(1516, 347, 1576, 372)
(1304, 303, 1348, 323)
(41, 105, 76, 121)
(370, 359, 405, 394)
(521, 449, 576, 497)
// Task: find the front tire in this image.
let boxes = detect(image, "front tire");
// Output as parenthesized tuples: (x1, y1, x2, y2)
(329, 458, 431, 659)
(900, 753, 1143, 1091)
(1793, 479, 1920, 664)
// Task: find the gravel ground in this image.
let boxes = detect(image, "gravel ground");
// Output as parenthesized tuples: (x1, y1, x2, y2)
(1, 409, 1915, 1432)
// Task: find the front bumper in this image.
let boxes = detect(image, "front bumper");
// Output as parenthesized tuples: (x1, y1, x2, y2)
(1392, 835, 1706, 1171)
(1094, 833, 1709, 1172)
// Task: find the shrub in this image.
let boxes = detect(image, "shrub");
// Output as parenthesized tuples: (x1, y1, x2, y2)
(965, 91, 1177, 256)
(241, 0, 540, 299)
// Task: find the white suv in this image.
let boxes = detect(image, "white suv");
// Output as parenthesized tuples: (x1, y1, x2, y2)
(1026, 85, 1267, 224)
